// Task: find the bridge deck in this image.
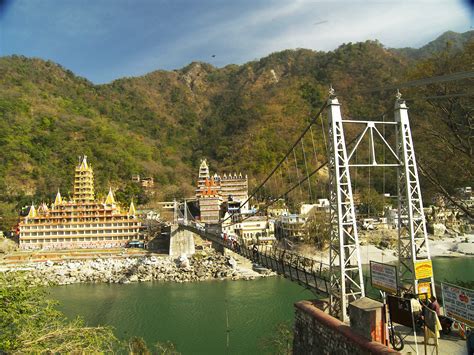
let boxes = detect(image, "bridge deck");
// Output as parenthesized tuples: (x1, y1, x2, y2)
(179, 224, 330, 296)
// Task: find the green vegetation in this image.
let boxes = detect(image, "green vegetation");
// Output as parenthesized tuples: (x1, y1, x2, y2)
(0, 272, 118, 353)
(0, 272, 180, 354)
(258, 321, 293, 354)
(305, 211, 331, 249)
(0, 31, 472, 230)
(128, 337, 180, 355)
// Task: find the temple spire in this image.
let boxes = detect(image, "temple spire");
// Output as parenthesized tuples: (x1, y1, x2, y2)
(27, 204, 37, 218)
(79, 155, 89, 170)
(54, 190, 62, 205)
(128, 200, 136, 216)
(73, 155, 95, 203)
(105, 187, 115, 205)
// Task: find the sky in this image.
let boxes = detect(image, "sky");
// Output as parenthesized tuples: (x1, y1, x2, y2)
(0, 0, 472, 84)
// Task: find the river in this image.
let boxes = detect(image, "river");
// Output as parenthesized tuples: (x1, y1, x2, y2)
(51, 256, 473, 354)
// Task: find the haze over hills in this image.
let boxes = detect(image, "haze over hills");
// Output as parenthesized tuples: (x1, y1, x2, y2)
(0, 30, 472, 229)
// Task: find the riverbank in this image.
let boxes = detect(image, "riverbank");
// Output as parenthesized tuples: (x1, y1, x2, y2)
(292, 233, 474, 265)
(3, 250, 273, 286)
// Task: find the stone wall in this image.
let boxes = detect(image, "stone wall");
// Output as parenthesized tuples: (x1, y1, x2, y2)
(293, 300, 399, 355)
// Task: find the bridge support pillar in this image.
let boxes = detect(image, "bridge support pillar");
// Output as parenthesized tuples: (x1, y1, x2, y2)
(395, 95, 435, 297)
(327, 92, 364, 322)
(169, 225, 195, 258)
(348, 297, 386, 344)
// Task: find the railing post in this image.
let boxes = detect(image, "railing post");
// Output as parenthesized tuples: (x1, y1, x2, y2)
(303, 257, 309, 286)
(294, 254, 300, 281)
(270, 250, 276, 271)
(281, 250, 286, 276)
(288, 254, 294, 281)
(263, 246, 270, 268)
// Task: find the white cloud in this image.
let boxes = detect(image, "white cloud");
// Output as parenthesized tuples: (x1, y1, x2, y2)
(122, 0, 469, 79)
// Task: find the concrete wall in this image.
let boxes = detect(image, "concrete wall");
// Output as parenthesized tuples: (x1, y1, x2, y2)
(169, 226, 195, 257)
(293, 300, 399, 355)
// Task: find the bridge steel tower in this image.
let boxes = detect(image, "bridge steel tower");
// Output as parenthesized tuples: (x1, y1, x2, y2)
(327, 91, 365, 322)
(395, 94, 435, 297)
(327, 90, 434, 322)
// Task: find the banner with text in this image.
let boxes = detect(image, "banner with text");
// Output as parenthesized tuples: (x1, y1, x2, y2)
(370, 261, 398, 294)
(441, 282, 474, 327)
(414, 260, 433, 280)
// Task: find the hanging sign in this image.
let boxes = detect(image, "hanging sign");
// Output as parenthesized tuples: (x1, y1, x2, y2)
(441, 282, 474, 327)
(370, 261, 398, 294)
(387, 295, 413, 328)
(417, 282, 432, 300)
(414, 260, 433, 280)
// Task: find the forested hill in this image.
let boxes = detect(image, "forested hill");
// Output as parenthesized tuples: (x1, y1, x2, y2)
(0, 30, 472, 228)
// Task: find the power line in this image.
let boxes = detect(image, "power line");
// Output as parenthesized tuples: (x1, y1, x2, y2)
(358, 70, 474, 94)
(405, 91, 474, 101)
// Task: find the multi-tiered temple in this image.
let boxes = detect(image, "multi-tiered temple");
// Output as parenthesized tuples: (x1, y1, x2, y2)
(195, 159, 248, 224)
(18, 156, 141, 250)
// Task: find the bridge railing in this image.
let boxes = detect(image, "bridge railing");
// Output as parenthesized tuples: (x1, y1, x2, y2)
(179, 222, 331, 296)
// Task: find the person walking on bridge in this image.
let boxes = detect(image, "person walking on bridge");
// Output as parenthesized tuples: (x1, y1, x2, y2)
(428, 296, 441, 316)
(252, 244, 259, 262)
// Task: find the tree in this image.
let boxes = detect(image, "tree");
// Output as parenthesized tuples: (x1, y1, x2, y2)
(405, 41, 473, 218)
(305, 210, 331, 250)
(357, 187, 385, 216)
(115, 182, 150, 206)
(258, 321, 293, 354)
(0, 272, 119, 353)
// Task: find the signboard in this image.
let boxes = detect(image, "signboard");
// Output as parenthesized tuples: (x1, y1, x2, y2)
(424, 306, 438, 333)
(417, 282, 432, 300)
(414, 260, 433, 280)
(441, 282, 474, 327)
(387, 295, 413, 328)
(370, 261, 398, 294)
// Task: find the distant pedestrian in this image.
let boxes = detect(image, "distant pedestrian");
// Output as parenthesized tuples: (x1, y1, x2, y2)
(428, 296, 441, 316)
(252, 244, 259, 261)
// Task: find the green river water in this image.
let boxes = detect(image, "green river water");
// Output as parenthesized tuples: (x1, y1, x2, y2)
(51, 257, 473, 354)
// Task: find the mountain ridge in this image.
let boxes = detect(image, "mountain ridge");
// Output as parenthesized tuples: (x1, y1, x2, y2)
(0, 30, 472, 229)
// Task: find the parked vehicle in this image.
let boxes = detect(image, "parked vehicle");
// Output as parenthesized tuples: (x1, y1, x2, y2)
(388, 324, 404, 351)
(126, 240, 145, 248)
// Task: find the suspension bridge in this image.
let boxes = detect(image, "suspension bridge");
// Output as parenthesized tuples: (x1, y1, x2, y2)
(172, 82, 469, 322)
(180, 221, 332, 295)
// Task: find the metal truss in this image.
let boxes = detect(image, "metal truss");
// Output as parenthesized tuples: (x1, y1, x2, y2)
(327, 93, 365, 322)
(346, 120, 401, 167)
(327, 90, 434, 321)
(395, 95, 435, 296)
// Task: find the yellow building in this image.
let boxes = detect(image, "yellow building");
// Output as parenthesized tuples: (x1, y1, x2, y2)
(19, 156, 141, 250)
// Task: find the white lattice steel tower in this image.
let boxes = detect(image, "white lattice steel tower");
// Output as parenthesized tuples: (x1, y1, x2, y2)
(395, 93, 435, 296)
(327, 90, 365, 322)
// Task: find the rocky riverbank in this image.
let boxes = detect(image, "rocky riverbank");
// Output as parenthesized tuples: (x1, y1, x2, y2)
(7, 251, 270, 286)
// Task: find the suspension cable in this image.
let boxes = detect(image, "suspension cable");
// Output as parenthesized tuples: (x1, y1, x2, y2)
(358, 71, 474, 94)
(221, 131, 364, 229)
(219, 101, 328, 225)
(293, 148, 303, 200)
(301, 137, 313, 203)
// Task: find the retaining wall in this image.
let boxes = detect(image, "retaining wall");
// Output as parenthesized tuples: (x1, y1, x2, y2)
(293, 300, 399, 355)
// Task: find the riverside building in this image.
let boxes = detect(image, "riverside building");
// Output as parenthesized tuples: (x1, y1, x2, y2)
(18, 156, 141, 250)
(195, 159, 249, 224)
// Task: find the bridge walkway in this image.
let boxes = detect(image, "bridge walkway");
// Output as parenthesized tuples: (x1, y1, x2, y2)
(179, 223, 330, 296)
